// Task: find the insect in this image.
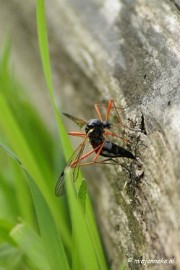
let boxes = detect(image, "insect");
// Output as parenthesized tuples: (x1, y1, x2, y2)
(55, 99, 136, 196)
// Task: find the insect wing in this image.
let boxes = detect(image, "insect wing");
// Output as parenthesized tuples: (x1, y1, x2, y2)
(55, 142, 86, 196)
(55, 170, 66, 196)
(63, 113, 87, 129)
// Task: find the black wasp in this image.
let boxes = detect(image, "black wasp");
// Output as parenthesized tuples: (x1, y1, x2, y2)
(55, 99, 136, 196)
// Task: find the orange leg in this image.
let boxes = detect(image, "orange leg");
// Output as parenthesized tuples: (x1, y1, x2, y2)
(105, 99, 135, 131)
(106, 99, 123, 124)
(95, 99, 120, 123)
(95, 99, 139, 131)
(94, 103, 103, 121)
(93, 141, 105, 161)
(104, 131, 129, 143)
(95, 99, 127, 122)
(94, 99, 124, 124)
(75, 160, 111, 167)
(74, 158, 122, 167)
(106, 99, 113, 121)
(70, 143, 102, 167)
(68, 131, 86, 138)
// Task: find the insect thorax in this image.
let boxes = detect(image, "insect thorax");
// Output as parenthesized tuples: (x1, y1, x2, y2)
(85, 119, 111, 132)
(85, 119, 111, 145)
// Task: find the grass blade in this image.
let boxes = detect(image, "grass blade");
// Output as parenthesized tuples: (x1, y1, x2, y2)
(36, 0, 72, 157)
(10, 223, 50, 270)
(0, 144, 70, 270)
(36, 2, 108, 270)
(66, 170, 100, 270)
(0, 45, 71, 249)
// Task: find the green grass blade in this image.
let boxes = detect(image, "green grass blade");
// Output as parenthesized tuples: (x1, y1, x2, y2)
(78, 180, 88, 213)
(11, 161, 35, 226)
(10, 223, 50, 270)
(0, 220, 16, 246)
(28, 176, 70, 270)
(36, 0, 86, 223)
(66, 170, 100, 270)
(0, 144, 70, 270)
(86, 197, 108, 270)
(36, 0, 53, 98)
(0, 244, 22, 270)
(0, 51, 71, 248)
(36, 0, 72, 157)
(36, 2, 108, 270)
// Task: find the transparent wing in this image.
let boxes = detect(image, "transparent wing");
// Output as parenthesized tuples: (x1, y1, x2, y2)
(63, 113, 87, 129)
(55, 170, 66, 196)
(55, 141, 86, 196)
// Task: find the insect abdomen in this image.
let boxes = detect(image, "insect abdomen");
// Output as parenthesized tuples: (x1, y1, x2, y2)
(100, 141, 135, 159)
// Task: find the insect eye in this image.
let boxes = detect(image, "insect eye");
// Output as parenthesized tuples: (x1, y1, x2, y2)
(102, 121, 111, 129)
